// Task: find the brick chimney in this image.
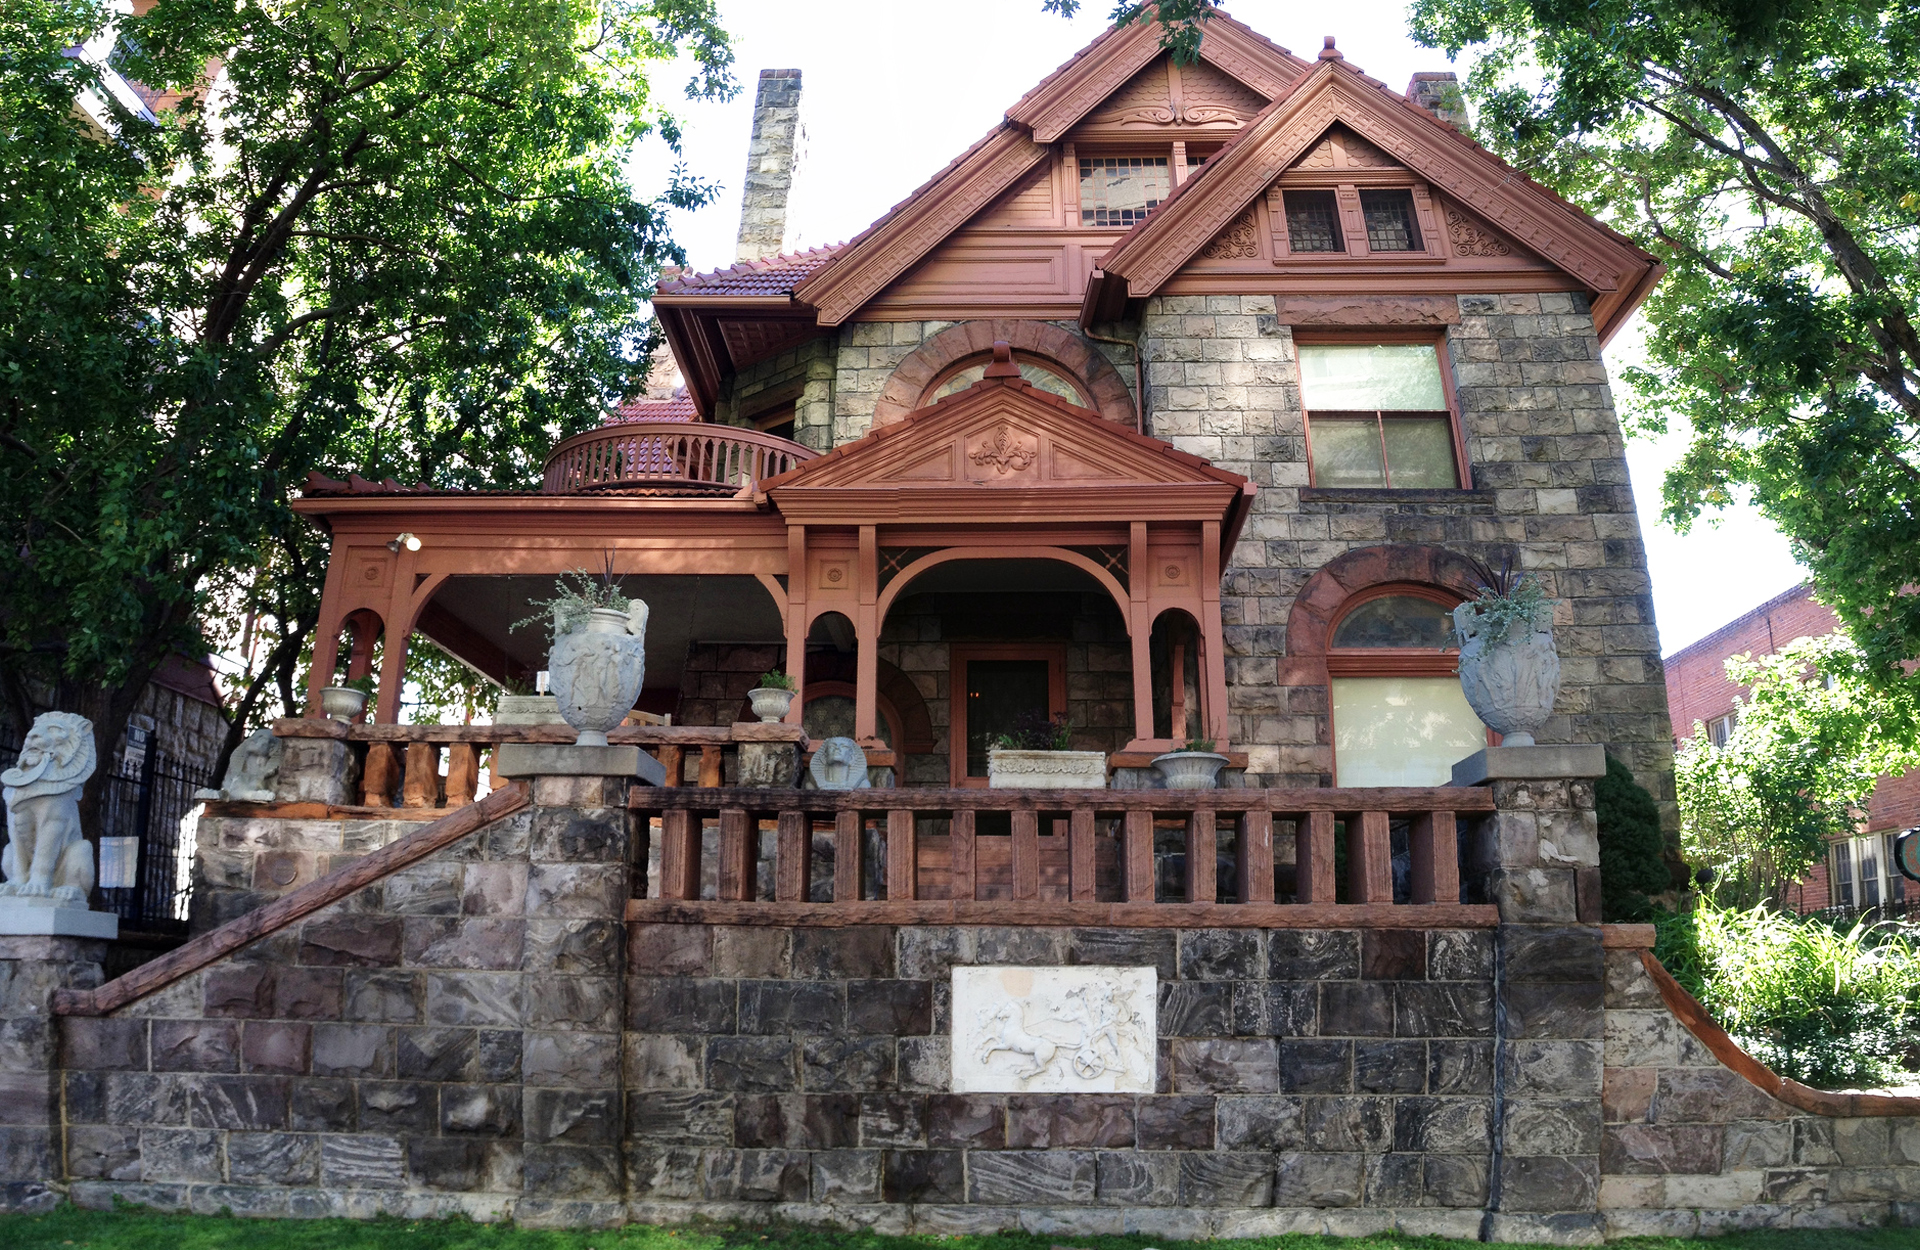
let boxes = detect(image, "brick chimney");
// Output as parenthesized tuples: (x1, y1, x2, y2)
(1406, 72, 1471, 131)
(735, 69, 806, 262)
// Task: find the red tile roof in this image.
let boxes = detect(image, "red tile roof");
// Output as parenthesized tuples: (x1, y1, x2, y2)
(654, 244, 844, 297)
(606, 389, 699, 424)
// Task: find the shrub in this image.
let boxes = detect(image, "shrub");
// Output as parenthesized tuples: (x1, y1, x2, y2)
(1676, 897, 1920, 1088)
(1595, 754, 1671, 921)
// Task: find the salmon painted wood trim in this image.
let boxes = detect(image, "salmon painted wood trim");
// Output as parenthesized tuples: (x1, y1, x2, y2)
(626, 784, 1496, 813)
(54, 782, 533, 1018)
(1096, 60, 1654, 309)
(793, 128, 1052, 326)
(272, 719, 807, 745)
(628, 898, 1497, 929)
(1637, 949, 1920, 1119)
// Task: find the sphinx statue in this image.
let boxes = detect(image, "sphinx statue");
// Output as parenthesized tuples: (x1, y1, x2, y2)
(2, 712, 99, 905)
(195, 726, 282, 803)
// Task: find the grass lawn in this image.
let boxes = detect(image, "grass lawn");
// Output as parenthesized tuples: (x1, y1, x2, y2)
(8, 1207, 1920, 1250)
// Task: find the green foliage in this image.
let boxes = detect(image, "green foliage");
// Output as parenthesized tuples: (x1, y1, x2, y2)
(341, 674, 377, 696)
(1596, 753, 1671, 921)
(1181, 737, 1218, 753)
(1680, 896, 1920, 1088)
(1675, 633, 1920, 907)
(0, 0, 731, 767)
(1408, 0, 1920, 693)
(989, 711, 1073, 752)
(511, 568, 638, 644)
(1041, 0, 1218, 64)
(756, 670, 795, 691)
(400, 637, 496, 725)
(1452, 572, 1553, 649)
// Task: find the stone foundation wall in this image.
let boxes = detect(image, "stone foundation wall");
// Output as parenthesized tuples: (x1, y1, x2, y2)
(624, 921, 1498, 1236)
(1600, 946, 1920, 1236)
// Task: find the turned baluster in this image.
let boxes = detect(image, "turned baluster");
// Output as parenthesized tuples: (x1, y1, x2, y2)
(658, 745, 684, 787)
(402, 742, 442, 808)
(659, 809, 699, 900)
(362, 743, 399, 808)
(697, 745, 723, 788)
(444, 742, 478, 808)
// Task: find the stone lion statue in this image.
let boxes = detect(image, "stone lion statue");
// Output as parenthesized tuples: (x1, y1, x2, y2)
(1, 711, 98, 904)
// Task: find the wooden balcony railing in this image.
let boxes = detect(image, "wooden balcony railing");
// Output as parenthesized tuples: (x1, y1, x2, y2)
(270, 719, 806, 811)
(541, 422, 814, 494)
(627, 786, 1501, 926)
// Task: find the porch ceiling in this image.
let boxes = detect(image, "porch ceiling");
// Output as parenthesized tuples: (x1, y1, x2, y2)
(420, 574, 784, 691)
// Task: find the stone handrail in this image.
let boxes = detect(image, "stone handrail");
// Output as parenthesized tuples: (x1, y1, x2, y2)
(541, 421, 814, 494)
(627, 784, 1497, 923)
(270, 718, 806, 809)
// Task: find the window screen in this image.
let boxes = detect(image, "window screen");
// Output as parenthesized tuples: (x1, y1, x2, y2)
(1284, 190, 1344, 253)
(1300, 344, 1459, 488)
(1080, 156, 1170, 227)
(1361, 189, 1423, 251)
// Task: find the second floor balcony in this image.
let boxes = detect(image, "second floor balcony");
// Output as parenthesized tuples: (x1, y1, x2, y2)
(542, 421, 814, 495)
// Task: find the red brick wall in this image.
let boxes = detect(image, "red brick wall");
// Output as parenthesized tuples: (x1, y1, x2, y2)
(1663, 583, 1920, 912)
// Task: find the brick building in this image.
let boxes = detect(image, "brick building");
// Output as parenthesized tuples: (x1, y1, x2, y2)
(1664, 583, 1920, 913)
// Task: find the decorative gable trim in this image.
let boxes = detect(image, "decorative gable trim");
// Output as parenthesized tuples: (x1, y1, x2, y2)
(792, 127, 1050, 327)
(1095, 60, 1655, 313)
(1008, 19, 1165, 143)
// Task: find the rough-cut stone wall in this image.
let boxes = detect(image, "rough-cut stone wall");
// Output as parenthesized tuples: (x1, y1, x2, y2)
(193, 810, 419, 935)
(1, 937, 106, 1213)
(1600, 946, 1920, 1235)
(624, 920, 1496, 1237)
(56, 776, 635, 1225)
(712, 338, 835, 451)
(1139, 293, 1675, 825)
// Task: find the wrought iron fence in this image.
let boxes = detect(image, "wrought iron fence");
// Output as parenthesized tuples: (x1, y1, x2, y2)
(0, 734, 210, 933)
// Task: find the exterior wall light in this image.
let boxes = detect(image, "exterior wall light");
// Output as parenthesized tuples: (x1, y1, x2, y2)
(387, 532, 421, 553)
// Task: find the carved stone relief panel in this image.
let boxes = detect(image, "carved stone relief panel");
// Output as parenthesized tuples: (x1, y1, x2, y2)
(951, 965, 1157, 1093)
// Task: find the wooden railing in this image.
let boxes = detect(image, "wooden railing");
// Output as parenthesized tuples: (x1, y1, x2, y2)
(627, 786, 1500, 925)
(270, 719, 807, 811)
(541, 422, 814, 494)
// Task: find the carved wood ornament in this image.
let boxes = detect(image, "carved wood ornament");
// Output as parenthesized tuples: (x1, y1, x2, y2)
(968, 425, 1038, 475)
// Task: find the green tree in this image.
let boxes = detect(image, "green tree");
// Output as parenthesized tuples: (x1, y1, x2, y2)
(0, 0, 732, 804)
(1408, 0, 1920, 688)
(1596, 753, 1673, 921)
(1674, 633, 1920, 907)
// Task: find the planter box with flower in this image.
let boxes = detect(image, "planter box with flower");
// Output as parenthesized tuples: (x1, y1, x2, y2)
(1454, 559, 1562, 746)
(986, 712, 1106, 789)
(748, 670, 797, 723)
(1151, 738, 1231, 790)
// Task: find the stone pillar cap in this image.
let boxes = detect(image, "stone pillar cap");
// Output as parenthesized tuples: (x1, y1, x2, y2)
(1451, 743, 1606, 786)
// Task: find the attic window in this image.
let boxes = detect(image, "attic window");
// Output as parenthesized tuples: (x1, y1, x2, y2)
(1360, 189, 1422, 252)
(1080, 156, 1170, 227)
(1283, 190, 1344, 252)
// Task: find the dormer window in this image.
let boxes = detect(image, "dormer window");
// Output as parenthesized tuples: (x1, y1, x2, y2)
(1360, 189, 1423, 251)
(1080, 156, 1169, 227)
(1283, 190, 1344, 252)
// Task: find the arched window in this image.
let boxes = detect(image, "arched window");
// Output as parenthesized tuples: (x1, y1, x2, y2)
(922, 353, 1091, 409)
(1328, 588, 1489, 786)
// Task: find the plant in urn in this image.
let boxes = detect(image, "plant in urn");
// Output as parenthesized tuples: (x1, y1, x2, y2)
(517, 566, 649, 747)
(1453, 557, 1560, 746)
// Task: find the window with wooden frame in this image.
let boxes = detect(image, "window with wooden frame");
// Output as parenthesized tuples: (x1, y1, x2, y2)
(1299, 338, 1466, 489)
(1281, 189, 1344, 252)
(949, 643, 1067, 785)
(1079, 155, 1170, 227)
(1326, 587, 1491, 787)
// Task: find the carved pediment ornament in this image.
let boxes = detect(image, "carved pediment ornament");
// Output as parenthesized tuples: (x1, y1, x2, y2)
(1446, 207, 1513, 257)
(968, 424, 1038, 475)
(1115, 103, 1250, 127)
(1200, 209, 1260, 260)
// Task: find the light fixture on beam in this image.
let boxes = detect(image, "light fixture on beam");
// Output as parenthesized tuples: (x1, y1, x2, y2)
(387, 532, 421, 553)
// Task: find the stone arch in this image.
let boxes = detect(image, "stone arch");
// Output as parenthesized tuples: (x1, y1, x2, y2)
(871, 320, 1135, 428)
(1284, 544, 1487, 681)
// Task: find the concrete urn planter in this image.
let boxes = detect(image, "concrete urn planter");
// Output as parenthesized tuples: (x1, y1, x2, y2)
(1150, 750, 1230, 790)
(549, 602, 649, 747)
(318, 686, 368, 722)
(1453, 604, 1560, 747)
(987, 748, 1107, 789)
(748, 686, 796, 723)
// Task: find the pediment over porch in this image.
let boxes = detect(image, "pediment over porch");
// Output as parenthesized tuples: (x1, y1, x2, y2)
(761, 352, 1253, 535)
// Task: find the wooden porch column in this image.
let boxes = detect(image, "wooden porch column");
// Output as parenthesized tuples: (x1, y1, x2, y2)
(304, 551, 355, 715)
(854, 524, 880, 742)
(375, 616, 411, 724)
(784, 525, 808, 726)
(1199, 519, 1231, 744)
(1128, 520, 1154, 741)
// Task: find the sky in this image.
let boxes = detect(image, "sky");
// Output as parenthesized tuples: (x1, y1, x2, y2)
(627, 0, 1810, 656)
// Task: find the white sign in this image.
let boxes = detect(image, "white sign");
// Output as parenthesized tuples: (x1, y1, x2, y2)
(951, 965, 1156, 1093)
(97, 837, 139, 890)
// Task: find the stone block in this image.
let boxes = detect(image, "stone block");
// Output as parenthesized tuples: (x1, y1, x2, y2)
(425, 972, 524, 1028)
(811, 1148, 881, 1203)
(802, 1036, 895, 1091)
(1396, 983, 1494, 1037)
(299, 915, 403, 966)
(1321, 982, 1393, 1037)
(627, 977, 735, 1033)
(526, 1088, 620, 1145)
(627, 924, 713, 976)
(1503, 925, 1604, 981)
(525, 864, 628, 919)
(150, 1020, 238, 1072)
(276, 738, 356, 805)
(60, 1016, 147, 1071)
(226, 1131, 319, 1186)
(1394, 1096, 1491, 1152)
(1505, 1097, 1602, 1155)
(1095, 1151, 1179, 1205)
(525, 919, 623, 978)
(403, 918, 525, 970)
(461, 862, 528, 917)
(187, 1074, 290, 1130)
(311, 1023, 394, 1078)
(1452, 744, 1606, 786)
(626, 1090, 734, 1145)
(712, 927, 791, 979)
(1243, 981, 1317, 1037)
(1426, 1151, 1490, 1206)
(1006, 1094, 1135, 1148)
(524, 1143, 622, 1199)
(1655, 1066, 1791, 1123)
(522, 1030, 619, 1086)
(1180, 929, 1265, 980)
(1724, 1118, 1793, 1170)
(525, 976, 620, 1032)
(1268, 929, 1359, 979)
(628, 1145, 702, 1199)
(1273, 1150, 1361, 1206)
(381, 863, 464, 915)
(707, 1036, 796, 1092)
(1499, 1154, 1599, 1212)
(1505, 1038, 1602, 1095)
(271, 967, 344, 1020)
(1136, 1094, 1215, 1149)
(847, 979, 931, 1034)
(202, 965, 277, 1018)
(479, 1029, 521, 1082)
(626, 1034, 702, 1090)
(65, 1125, 141, 1181)
(139, 1128, 222, 1183)
(1159, 981, 1233, 1036)
(343, 971, 421, 1023)
(1067, 928, 1179, 978)
(406, 1138, 519, 1193)
(882, 1148, 965, 1203)
(921, 1094, 1000, 1148)
(1362, 930, 1425, 980)
(440, 1084, 520, 1136)
(1181, 1152, 1274, 1206)
(395, 1027, 475, 1082)
(1171, 1038, 1280, 1092)
(1277, 1039, 1352, 1092)
(739, 980, 844, 1034)
(967, 1149, 1095, 1203)
(1364, 1150, 1424, 1205)
(1355, 1040, 1427, 1093)
(791, 927, 894, 979)
(1501, 981, 1604, 1039)
(288, 1078, 355, 1131)
(357, 1080, 438, 1133)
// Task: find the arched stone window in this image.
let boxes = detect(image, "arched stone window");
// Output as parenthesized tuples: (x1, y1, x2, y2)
(921, 352, 1091, 409)
(1326, 585, 1489, 786)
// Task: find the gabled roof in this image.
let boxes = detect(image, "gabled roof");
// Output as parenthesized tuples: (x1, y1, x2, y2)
(762, 350, 1253, 545)
(653, 245, 844, 299)
(790, 10, 1310, 327)
(606, 389, 698, 424)
(1086, 47, 1661, 340)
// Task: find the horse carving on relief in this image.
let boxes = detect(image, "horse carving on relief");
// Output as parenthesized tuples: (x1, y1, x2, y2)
(973, 1001, 1065, 1080)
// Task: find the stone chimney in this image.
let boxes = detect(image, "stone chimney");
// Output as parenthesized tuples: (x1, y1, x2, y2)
(1406, 72, 1471, 131)
(735, 69, 806, 262)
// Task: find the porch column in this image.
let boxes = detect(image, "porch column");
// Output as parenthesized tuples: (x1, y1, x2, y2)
(1129, 521, 1153, 741)
(783, 525, 807, 726)
(1200, 520, 1231, 744)
(304, 553, 353, 715)
(854, 525, 880, 742)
